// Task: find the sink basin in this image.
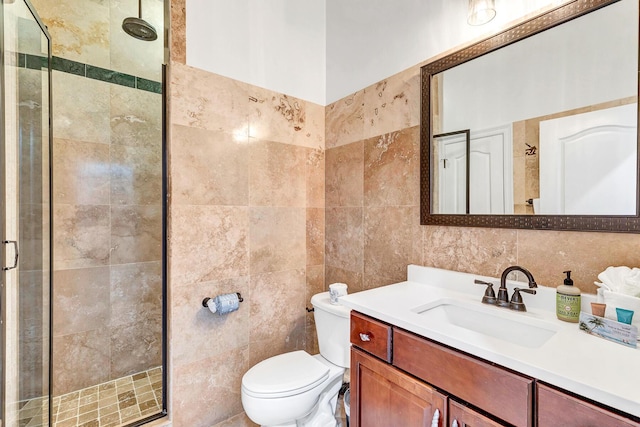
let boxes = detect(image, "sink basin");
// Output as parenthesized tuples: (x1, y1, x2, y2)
(413, 299, 558, 348)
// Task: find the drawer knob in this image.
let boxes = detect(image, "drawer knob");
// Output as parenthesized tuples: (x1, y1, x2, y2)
(359, 332, 372, 342)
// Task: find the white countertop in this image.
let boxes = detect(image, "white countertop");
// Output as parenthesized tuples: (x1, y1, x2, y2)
(339, 265, 640, 418)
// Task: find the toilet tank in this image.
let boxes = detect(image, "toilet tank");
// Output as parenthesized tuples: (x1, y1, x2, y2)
(311, 292, 351, 368)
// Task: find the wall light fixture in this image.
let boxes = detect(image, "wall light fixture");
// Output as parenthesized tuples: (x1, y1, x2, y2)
(467, 0, 496, 25)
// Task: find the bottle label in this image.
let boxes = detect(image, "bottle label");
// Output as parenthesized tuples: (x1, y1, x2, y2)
(556, 292, 581, 322)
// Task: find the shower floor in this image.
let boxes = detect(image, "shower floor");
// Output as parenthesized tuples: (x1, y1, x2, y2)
(18, 366, 162, 427)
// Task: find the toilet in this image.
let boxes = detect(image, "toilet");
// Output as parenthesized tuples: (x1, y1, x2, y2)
(241, 291, 351, 427)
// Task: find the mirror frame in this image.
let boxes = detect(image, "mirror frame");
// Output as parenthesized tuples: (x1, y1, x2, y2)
(420, 0, 640, 232)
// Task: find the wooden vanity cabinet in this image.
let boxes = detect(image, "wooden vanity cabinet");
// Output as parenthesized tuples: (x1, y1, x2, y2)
(537, 383, 640, 427)
(350, 312, 517, 427)
(350, 311, 640, 427)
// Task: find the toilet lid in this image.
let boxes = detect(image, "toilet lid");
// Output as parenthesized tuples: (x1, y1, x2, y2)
(242, 351, 329, 398)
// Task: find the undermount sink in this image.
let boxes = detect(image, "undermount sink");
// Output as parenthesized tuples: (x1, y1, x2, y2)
(413, 299, 558, 349)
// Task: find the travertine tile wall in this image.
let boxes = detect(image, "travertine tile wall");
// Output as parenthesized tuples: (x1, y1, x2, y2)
(49, 73, 163, 396)
(167, 62, 325, 427)
(324, 64, 640, 296)
(325, 67, 423, 291)
(31, 0, 165, 396)
(169, 2, 640, 426)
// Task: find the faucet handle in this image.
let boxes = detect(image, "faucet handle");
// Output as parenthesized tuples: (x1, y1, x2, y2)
(475, 279, 497, 305)
(509, 288, 537, 311)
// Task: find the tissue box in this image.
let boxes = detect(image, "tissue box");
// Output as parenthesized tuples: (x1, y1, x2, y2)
(597, 289, 640, 329)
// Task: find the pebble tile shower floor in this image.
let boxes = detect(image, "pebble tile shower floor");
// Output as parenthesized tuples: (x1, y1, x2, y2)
(18, 367, 162, 427)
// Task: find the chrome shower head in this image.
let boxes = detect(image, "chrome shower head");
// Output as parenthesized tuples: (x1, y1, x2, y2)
(122, 0, 157, 41)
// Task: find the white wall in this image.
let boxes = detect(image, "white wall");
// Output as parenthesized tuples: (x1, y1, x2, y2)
(186, 0, 326, 105)
(186, 0, 573, 105)
(441, 0, 637, 133)
(325, 0, 571, 103)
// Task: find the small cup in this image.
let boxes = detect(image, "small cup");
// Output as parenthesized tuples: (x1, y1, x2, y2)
(590, 302, 606, 317)
(329, 283, 348, 305)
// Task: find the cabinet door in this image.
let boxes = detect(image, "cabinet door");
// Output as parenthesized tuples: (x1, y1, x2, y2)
(449, 400, 507, 427)
(351, 347, 447, 427)
(537, 383, 640, 427)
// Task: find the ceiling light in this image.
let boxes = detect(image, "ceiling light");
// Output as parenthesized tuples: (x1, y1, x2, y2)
(467, 0, 496, 26)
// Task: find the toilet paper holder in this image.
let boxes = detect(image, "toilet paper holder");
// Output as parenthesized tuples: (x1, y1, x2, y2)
(202, 293, 244, 315)
(202, 293, 244, 306)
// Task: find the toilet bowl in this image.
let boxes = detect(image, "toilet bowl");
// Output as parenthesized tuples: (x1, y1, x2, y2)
(241, 292, 351, 427)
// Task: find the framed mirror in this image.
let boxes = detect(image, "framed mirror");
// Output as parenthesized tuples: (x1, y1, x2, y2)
(420, 0, 640, 232)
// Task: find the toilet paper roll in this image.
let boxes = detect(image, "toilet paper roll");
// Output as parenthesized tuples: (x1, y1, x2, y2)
(206, 293, 240, 315)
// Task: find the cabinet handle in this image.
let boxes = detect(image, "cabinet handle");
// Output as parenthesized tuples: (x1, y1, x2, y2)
(359, 332, 371, 342)
(2, 240, 18, 271)
(431, 408, 440, 427)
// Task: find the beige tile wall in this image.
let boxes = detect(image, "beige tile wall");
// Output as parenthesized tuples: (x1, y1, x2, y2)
(167, 62, 324, 427)
(166, 3, 640, 427)
(324, 63, 640, 296)
(50, 71, 163, 396)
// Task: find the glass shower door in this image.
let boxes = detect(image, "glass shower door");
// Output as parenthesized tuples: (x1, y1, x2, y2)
(1, 0, 52, 426)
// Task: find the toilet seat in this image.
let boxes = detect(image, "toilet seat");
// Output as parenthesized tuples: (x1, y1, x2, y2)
(242, 351, 330, 399)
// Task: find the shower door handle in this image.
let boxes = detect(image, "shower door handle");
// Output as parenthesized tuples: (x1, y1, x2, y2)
(2, 240, 18, 271)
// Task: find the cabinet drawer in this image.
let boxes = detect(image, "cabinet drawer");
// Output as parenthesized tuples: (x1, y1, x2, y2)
(393, 328, 533, 427)
(350, 312, 392, 362)
(537, 383, 640, 427)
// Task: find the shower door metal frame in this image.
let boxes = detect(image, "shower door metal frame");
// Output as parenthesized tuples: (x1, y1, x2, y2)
(0, 1, 5, 421)
(0, 0, 53, 425)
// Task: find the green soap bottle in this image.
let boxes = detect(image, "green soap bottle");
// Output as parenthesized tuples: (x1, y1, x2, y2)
(556, 270, 581, 323)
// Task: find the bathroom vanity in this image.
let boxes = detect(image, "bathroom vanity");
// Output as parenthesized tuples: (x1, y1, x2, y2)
(340, 266, 640, 427)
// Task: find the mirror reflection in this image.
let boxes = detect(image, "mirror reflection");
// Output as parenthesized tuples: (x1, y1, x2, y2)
(431, 0, 638, 216)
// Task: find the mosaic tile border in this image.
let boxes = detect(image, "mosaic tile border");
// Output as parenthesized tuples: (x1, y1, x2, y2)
(18, 53, 162, 94)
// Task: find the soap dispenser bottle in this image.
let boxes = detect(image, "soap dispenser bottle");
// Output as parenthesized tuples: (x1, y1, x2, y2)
(556, 270, 581, 323)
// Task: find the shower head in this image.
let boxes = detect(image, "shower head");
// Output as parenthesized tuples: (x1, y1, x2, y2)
(122, 0, 157, 41)
(123, 17, 157, 41)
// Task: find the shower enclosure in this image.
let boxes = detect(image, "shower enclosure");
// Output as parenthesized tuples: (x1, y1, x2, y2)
(1, 0, 52, 426)
(2, 0, 166, 426)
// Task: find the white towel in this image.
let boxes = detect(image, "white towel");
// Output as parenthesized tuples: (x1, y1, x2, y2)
(596, 266, 640, 297)
(621, 268, 640, 298)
